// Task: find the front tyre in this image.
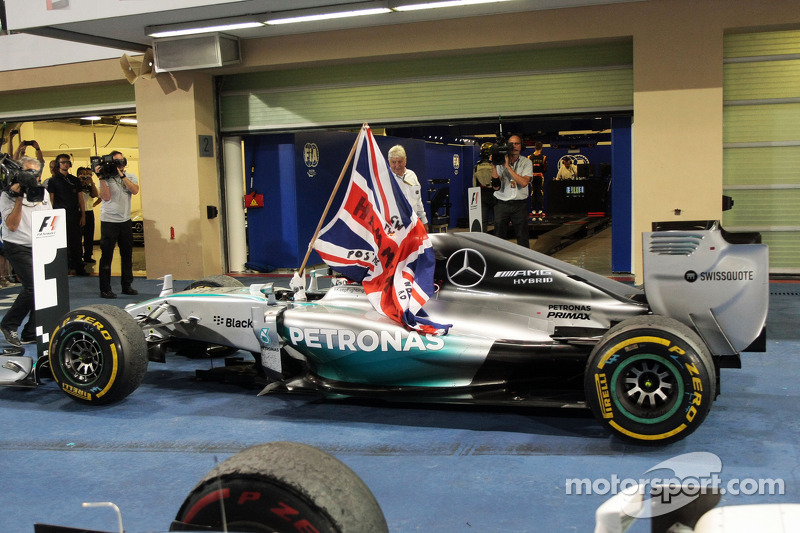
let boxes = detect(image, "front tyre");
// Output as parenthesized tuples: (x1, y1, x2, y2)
(185, 275, 244, 290)
(49, 304, 148, 404)
(172, 441, 388, 533)
(584, 316, 715, 444)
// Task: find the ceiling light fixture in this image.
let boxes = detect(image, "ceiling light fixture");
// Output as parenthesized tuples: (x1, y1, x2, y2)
(146, 16, 264, 38)
(393, 0, 515, 11)
(119, 117, 138, 125)
(264, 1, 392, 26)
(81, 116, 102, 121)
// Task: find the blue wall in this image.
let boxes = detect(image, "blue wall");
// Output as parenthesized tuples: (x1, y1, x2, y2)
(610, 116, 633, 273)
(244, 132, 470, 268)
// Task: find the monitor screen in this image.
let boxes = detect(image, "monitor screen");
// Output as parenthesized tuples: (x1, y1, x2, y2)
(576, 164, 592, 178)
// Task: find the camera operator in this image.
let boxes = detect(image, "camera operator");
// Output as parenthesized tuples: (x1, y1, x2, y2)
(0, 156, 51, 346)
(492, 135, 533, 248)
(95, 151, 139, 299)
(47, 154, 88, 276)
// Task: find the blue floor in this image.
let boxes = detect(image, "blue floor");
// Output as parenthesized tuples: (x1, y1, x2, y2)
(0, 275, 798, 532)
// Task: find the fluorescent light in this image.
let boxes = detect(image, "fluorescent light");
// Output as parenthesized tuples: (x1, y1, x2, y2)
(81, 116, 102, 121)
(119, 118, 138, 125)
(266, 7, 391, 25)
(146, 18, 264, 38)
(393, 0, 515, 11)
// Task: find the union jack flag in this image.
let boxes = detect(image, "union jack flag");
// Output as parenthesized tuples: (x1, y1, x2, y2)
(315, 126, 450, 335)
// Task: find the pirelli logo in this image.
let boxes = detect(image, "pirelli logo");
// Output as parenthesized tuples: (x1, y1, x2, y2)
(595, 373, 613, 419)
(62, 383, 91, 401)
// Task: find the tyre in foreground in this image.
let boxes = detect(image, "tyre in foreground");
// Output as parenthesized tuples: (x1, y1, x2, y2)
(172, 441, 389, 533)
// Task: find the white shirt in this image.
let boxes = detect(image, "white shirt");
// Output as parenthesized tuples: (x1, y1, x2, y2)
(556, 164, 578, 180)
(493, 156, 533, 201)
(0, 190, 52, 246)
(100, 172, 138, 223)
(393, 169, 428, 224)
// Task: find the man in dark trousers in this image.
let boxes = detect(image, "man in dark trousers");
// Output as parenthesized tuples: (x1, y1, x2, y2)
(96, 151, 139, 298)
(47, 153, 88, 276)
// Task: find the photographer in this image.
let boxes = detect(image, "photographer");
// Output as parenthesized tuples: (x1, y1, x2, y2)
(12, 138, 44, 167)
(492, 135, 533, 248)
(95, 151, 139, 299)
(0, 156, 51, 346)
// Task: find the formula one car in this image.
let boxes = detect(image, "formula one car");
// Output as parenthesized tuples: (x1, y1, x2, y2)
(3, 221, 768, 444)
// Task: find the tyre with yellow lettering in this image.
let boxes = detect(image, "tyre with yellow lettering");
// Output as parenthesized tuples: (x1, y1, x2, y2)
(49, 304, 148, 405)
(172, 441, 389, 533)
(584, 316, 715, 444)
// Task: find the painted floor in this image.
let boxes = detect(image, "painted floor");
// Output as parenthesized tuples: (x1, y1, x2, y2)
(0, 239, 797, 532)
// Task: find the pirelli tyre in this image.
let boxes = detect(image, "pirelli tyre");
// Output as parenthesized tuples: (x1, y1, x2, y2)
(49, 304, 148, 404)
(172, 441, 389, 533)
(584, 316, 716, 445)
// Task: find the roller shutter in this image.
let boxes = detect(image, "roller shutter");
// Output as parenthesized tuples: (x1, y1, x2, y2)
(723, 29, 800, 273)
(219, 40, 632, 132)
(0, 83, 135, 121)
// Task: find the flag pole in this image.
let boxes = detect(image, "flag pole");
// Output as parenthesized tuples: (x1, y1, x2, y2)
(297, 123, 367, 276)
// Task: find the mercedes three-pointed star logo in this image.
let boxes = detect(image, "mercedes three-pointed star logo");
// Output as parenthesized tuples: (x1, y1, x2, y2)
(445, 248, 487, 288)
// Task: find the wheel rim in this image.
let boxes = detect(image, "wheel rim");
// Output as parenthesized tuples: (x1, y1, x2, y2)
(60, 332, 104, 385)
(610, 353, 684, 424)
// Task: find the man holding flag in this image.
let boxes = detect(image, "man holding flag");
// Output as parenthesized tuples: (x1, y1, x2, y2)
(313, 125, 449, 336)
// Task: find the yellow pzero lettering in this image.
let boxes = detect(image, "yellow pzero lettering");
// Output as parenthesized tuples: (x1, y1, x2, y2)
(684, 362, 700, 376)
(686, 405, 697, 422)
(692, 377, 703, 391)
(668, 345, 685, 355)
(594, 373, 613, 419)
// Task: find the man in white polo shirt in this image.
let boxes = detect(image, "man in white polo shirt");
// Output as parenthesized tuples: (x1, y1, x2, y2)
(492, 135, 533, 248)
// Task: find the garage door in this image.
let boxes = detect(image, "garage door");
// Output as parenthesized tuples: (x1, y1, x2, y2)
(0, 83, 135, 121)
(219, 40, 632, 132)
(723, 29, 800, 273)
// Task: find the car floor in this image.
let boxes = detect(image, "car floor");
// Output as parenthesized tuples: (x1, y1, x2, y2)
(0, 234, 798, 532)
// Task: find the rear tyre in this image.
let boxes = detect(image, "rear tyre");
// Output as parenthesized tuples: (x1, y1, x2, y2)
(172, 441, 388, 533)
(49, 304, 148, 404)
(584, 316, 715, 444)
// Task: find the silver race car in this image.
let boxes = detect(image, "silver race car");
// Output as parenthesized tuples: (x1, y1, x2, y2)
(4, 221, 768, 444)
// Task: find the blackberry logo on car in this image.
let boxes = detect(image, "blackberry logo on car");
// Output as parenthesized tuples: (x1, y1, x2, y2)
(446, 248, 487, 288)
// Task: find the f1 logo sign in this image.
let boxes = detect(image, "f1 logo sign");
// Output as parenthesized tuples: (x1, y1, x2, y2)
(38, 215, 59, 234)
(32, 209, 70, 356)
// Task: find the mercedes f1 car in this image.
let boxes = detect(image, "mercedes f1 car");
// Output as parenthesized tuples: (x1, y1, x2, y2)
(1, 221, 768, 444)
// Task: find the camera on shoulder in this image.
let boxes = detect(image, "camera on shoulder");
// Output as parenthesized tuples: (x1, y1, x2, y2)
(0, 152, 46, 203)
(90, 153, 127, 179)
(490, 140, 512, 166)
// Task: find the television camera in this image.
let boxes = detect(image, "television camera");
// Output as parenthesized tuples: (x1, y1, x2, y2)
(90, 153, 127, 179)
(0, 152, 46, 203)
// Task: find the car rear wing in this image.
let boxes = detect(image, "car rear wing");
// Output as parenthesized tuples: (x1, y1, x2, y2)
(643, 221, 768, 356)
